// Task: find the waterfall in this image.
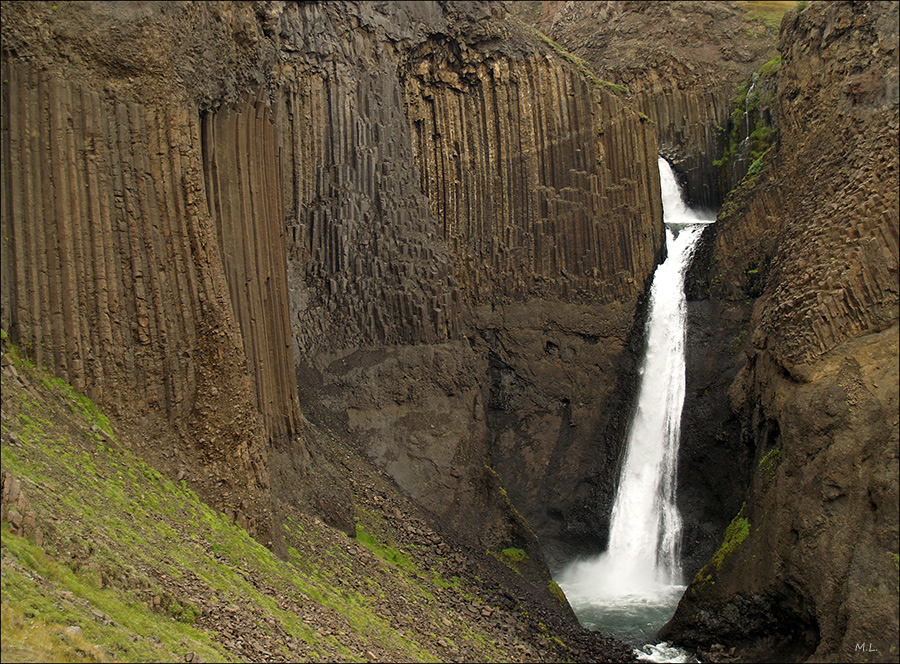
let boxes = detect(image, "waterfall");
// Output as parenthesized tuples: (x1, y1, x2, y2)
(604, 158, 710, 589)
(732, 75, 758, 185)
(556, 157, 714, 650)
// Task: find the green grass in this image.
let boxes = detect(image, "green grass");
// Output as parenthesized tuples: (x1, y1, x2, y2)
(746, 144, 773, 177)
(1, 338, 592, 663)
(501, 548, 528, 564)
(2, 525, 225, 662)
(487, 547, 529, 574)
(734, 1, 799, 29)
(355, 523, 418, 575)
(548, 580, 566, 605)
(690, 503, 753, 590)
(714, 57, 779, 181)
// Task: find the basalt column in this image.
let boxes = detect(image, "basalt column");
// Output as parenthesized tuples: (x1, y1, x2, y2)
(402, 46, 666, 562)
(200, 98, 303, 443)
(404, 54, 663, 303)
(0, 61, 271, 538)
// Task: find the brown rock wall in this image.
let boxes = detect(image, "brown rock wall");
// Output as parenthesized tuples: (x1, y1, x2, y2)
(200, 97, 302, 440)
(403, 51, 664, 304)
(753, 1, 900, 368)
(521, 0, 784, 206)
(695, 165, 786, 302)
(278, 63, 460, 355)
(664, 2, 900, 660)
(1, 470, 43, 547)
(270, 4, 665, 558)
(1, 63, 214, 416)
(0, 60, 272, 537)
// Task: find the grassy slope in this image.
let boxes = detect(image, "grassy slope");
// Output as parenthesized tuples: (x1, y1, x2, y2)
(0, 341, 566, 663)
(734, 1, 799, 29)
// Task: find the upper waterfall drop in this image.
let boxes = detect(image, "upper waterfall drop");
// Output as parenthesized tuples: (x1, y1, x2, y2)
(556, 156, 715, 647)
(657, 156, 716, 226)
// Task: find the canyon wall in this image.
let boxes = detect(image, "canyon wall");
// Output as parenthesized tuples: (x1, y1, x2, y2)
(513, 0, 790, 575)
(404, 17, 665, 559)
(272, 2, 665, 562)
(663, 2, 900, 662)
(518, 0, 784, 208)
(0, 0, 665, 586)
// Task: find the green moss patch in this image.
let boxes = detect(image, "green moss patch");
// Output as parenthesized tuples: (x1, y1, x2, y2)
(548, 579, 566, 605)
(711, 504, 750, 570)
(714, 50, 780, 184)
(758, 446, 782, 483)
(355, 523, 417, 575)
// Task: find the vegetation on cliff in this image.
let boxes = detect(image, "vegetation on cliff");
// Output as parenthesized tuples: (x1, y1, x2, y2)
(713, 54, 780, 186)
(516, 21, 630, 95)
(1, 334, 635, 663)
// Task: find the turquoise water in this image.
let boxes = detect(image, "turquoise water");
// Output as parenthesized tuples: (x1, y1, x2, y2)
(564, 585, 686, 645)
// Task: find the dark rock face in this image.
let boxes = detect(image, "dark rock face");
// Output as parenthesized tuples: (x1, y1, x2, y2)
(663, 2, 900, 661)
(512, 0, 788, 579)
(470, 299, 649, 568)
(0, 48, 275, 541)
(677, 297, 754, 579)
(271, 2, 666, 561)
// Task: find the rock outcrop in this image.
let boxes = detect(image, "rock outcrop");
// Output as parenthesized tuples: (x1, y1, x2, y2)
(663, 2, 900, 661)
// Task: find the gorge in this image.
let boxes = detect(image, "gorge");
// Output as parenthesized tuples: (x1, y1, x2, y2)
(1, 2, 898, 663)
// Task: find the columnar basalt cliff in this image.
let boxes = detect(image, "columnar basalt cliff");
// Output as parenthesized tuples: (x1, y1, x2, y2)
(253, 2, 665, 560)
(400, 22, 665, 559)
(0, 0, 664, 623)
(4, 1, 896, 660)
(663, 2, 900, 662)
(516, 1, 785, 207)
(512, 0, 793, 578)
(201, 99, 303, 441)
(402, 49, 662, 304)
(0, 58, 274, 539)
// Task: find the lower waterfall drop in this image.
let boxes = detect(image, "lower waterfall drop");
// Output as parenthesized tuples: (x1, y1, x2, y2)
(556, 157, 715, 660)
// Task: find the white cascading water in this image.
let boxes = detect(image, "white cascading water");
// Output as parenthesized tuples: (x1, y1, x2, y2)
(556, 157, 714, 660)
